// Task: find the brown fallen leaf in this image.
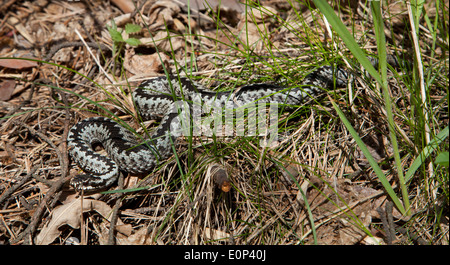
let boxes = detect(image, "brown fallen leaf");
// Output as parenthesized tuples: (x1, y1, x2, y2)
(147, 1, 181, 32)
(235, 6, 278, 52)
(0, 58, 38, 70)
(177, 0, 244, 12)
(140, 31, 184, 52)
(0, 79, 16, 101)
(35, 198, 131, 245)
(115, 226, 153, 245)
(123, 49, 169, 75)
(204, 227, 230, 241)
(111, 0, 135, 13)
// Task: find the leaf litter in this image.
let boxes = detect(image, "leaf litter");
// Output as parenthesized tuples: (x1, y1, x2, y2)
(0, 0, 447, 245)
(35, 197, 131, 245)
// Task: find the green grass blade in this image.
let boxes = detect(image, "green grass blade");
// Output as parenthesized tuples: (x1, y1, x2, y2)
(313, 0, 411, 215)
(405, 126, 449, 183)
(371, 0, 410, 215)
(435, 152, 449, 167)
(275, 161, 317, 244)
(311, 0, 382, 84)
(330, 99, 406, 215)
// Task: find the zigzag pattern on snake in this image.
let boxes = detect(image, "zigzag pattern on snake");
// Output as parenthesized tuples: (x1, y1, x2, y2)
(67, 59, 391, 191)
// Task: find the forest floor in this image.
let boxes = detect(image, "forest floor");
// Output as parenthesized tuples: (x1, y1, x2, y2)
(0, 0, 448, 245)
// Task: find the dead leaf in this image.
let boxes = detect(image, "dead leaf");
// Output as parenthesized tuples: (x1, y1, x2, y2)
(362, 235, 385, 245)
(235, 6, 278, 52)
(0, 58, 38, 70)
(146, 1, 181, 32)
(0, 150, 13, 165)
(247, 5, 277, 21)
(8, 17, 35, 45)
(177, 0, 244, 12)
(35, 198, 131, 245)
(338, 218, 369, 244)
(111, 0, 135, 13)
(123, 49, 169, 75)
(204, 227, 230, 241)
(115, 226, 153, 245)
(140, 31, 184, 52)
(0, 79, 16, 101)
(173, 18, 186, 32)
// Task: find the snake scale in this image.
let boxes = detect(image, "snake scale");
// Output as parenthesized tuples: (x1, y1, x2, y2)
(67, 58, 393, 191)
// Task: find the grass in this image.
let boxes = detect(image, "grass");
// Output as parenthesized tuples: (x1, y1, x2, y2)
(151, 0, 448, 244)
(0, 0, 448, 245)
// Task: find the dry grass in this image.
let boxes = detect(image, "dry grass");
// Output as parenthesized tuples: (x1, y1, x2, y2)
(0, 0, 448, 245)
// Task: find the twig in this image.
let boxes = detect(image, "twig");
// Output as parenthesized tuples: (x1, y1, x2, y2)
(107, 173, 124, 245)
(9, 88, 72, 245)
(385, 201, 396, 243)
(406, 0, 434, 193)
(0, 165, 39, 206)
(74, 29, 114, 84)
(395, 223, 429, 245)
(12, 120, 61, 156)
(0, 79, 38, 126)
(10, 175, 71, 245)
(378, 201, 429, 245)
(44, 41, 110, 62)
(377, 201, 396, 244)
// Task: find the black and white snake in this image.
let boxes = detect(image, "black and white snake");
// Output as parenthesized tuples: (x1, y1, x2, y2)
(68, 59, 392, 191)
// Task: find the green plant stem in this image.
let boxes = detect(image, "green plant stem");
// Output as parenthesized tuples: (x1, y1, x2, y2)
(371, 1, 411, 216)
(313, 0, 411, 215)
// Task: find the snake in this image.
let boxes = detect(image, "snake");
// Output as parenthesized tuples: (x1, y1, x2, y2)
(67, 58, 394, 191)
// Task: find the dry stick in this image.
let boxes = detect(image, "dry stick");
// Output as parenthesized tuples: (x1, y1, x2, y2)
(74, 29, 114, 84)
(0, 165, 40, 206)
(1, 80, 41, 242)
(107, 173, 124, 245)
(10, 92, 72, 244)
(407, 2, 430, 145)
(394, 223, 429, 245)
(44, 41, 110, 62)
(9, 120, 68, 243)
(385, 201, 396, 243)
(130, 0, 146, 18)
(377, 202, 395, 244)
(379, 201, 429, 245)
(406, 1, 434, 198)
(13, 121, 61, 158)
(79, 190, 86, 245)
(294, 190, 386, 242)
(45, 26, 103, 92)
(10, 175, 71, 245)
(78, 18, 97, 44)
(0, 80, 38, 126)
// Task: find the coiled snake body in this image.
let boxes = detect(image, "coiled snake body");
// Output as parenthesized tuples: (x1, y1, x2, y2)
(67, 65, 352, 191)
